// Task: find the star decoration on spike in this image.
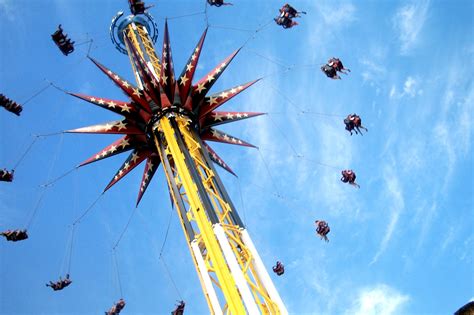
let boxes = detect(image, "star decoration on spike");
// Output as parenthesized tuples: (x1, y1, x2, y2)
(68, 21, 263, 206)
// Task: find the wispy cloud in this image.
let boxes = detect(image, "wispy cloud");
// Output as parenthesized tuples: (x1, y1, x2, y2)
(318, 3, 356, 26)
(392, 1, 430, 54)
(361, 58, 387, 86)
(389, 76, 423, 99)
(432, 71, 473, 192)
(346, 284, 410, 315)
(371, 164, 404, 265)
(359, 45, 388, 90)
(0, 0, 15, 21)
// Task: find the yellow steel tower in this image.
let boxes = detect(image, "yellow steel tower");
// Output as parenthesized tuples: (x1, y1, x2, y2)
(68, 3, 287, 314)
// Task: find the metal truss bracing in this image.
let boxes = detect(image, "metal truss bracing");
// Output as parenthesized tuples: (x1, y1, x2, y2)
(124, 24, 162, 87)
(121, 23, 287, 314)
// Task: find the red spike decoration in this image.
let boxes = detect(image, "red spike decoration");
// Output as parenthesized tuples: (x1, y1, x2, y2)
(69, 22, 262, 205)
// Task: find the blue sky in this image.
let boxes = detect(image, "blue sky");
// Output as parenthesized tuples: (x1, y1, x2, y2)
(0, 0, 473, 314)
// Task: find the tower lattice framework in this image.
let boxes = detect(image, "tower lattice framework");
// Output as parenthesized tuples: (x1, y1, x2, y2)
(69, 6, 287, 314)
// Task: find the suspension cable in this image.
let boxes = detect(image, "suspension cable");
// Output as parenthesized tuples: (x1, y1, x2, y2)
(160, 256, 183, 299)
(12, 136, 39, 170)
(72, 192, 105, 225)
(236, 177, 247, 226)
(12, 131, 65, 171)
(256, 148, 282, 198)
(113, 250, 124, 298)
(112, 206, 139, 250)
(60, 224, 76, 275)
(158, 11, 206, 21)
(158, 208, 174, 258)
(25, 134, 64, 229)
(240, 19, 274, 49)
(245, 49, 290, 68)
(204, 0, 209, 27)
(257, 147, 341, 170)
(32, 131, 65, 137)
(209, 25, 256, 33)
(67, 224, 76, 274)
(266, 114, 300, 156)
(21, 83, 52, 106)
(40, 166, 79, 188)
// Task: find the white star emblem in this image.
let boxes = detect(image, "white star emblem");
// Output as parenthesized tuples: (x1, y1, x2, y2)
(147, 161, 153, 169)
(104, 123, 114, 131)
(90, 97, 96, 102)
(114, 75, 120, 80)
(226, 113, 233, 119)
(97, 99, 105, 105)
(131, 152, 139, 163)
(108, 101, 116, 108)
(124, 162, 130, 170)
(206, 74, 215, 83)
(133, 89, 142, 97)
(180, 75, 189, 86)
(220, 91, 229, 99)
(214, 113, 224, 121)
(115, 121, 127, 131)
(196, 82, 206, 93)
(122, 80, 130, 88)
(120, 138, 130, 148)
(209, 96, 218, 106)
(186, 63, 194, 72)
(109, 145, 117, 153)
(121, 104, 131, 113)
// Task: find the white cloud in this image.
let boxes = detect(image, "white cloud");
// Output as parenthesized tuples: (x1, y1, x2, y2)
(389, 86, 396, 99)
(360, 57, 387, 88)
(319, 3, 356, 26)
(433, 77, 473, 192)
(0, 0, 15, 21)
(393, 1, 430, 54)
(389, 76, 422, 99)
(347, 284, 410, 315)
(403, 76, 418, 97)
(371, 165, 404, 264)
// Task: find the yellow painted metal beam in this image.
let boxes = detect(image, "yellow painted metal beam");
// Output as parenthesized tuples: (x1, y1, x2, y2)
(154, 116, 246, 314)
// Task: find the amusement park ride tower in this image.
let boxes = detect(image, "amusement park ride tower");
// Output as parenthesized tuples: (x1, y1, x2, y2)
(68, 1, 287, 314)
